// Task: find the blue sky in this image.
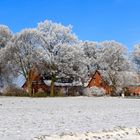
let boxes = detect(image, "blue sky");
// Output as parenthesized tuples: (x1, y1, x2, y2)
(0, 0, 140, 50)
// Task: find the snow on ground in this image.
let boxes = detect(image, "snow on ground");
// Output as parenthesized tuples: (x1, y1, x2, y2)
(0, 96, 140, 140)
(34, 127, 140, 140)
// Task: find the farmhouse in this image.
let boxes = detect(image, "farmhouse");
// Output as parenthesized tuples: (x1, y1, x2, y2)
(22, 68, 83, 95)
(87, 70, 111, 94)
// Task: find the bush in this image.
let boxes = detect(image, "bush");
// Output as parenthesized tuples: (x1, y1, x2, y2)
(84, 86, 106, 96)
(124, 91, 131, 96)
(56, 89, 65, 97)
(3, 85, 28, 97)
(32, 92, 49, 97)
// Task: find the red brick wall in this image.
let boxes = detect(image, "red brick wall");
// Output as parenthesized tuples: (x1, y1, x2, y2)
(127, 86, 140, 96)
(87, 71, 111, 94)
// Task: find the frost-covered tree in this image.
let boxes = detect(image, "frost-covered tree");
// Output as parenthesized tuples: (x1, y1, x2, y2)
(0, 25, 13, 88)
(82, 40, 131, 94)
(37, 20, 80, 96)
(56, 44, 88, 84)
(0, 25, 12, 49)
(132, 44, 140, 75)
(0, 47, 15, 88)
(5, 29, 50, 96)
(37, 20, 77, 51)
(82, 41, 98, 74)
(120, 70, 140, 89)
(97, 41, 130, 95)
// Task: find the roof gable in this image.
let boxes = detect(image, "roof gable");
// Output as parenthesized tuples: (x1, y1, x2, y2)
(87, 70, 109, 88)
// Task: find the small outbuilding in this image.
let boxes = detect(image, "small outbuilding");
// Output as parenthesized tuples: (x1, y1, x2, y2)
(126, 85, 140, 96)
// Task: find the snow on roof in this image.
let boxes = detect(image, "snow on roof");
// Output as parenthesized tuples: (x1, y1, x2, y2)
(44, 80, 82, 86)
(13, 75, 26, 87)
(84, 79, 91, 87)
(128, 84, 140, 87)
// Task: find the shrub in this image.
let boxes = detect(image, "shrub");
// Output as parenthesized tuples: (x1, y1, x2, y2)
(65, 90, 80, 96)
(32, 92, 49, 97)
(84, 86, 106, 96)
(3, 85, 28, 97)
(56, 89, 65, 97)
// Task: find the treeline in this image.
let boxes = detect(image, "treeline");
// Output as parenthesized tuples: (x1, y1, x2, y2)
(0, 19, 140, 96)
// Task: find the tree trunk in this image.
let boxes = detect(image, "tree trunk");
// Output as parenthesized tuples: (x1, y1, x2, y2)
(110, 85, 117, 96)
(27, 80, 32, 96)
(27, 72, 33, 97)
(50, 74, 56, 97)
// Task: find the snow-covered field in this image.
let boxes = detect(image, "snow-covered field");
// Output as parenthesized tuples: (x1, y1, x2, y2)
(0, 96, 140, 140)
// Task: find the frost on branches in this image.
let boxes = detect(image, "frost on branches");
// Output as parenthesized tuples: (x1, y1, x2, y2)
(0, 25, 13, 88)
(97, 41, 131, 95)
(5, 29, 50, 79)
(132, 44, 140, 75)
(0, 25, 12, 49)
(82, 41, 98, 74)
